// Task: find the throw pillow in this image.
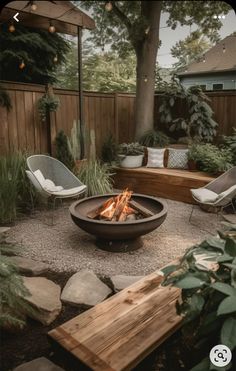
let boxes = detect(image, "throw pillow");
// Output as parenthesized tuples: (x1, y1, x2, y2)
(167, 148, 189, 169)
(146, 148, 165, 168)
(43, 179, 63, 192)
(33, 169, 45, 186)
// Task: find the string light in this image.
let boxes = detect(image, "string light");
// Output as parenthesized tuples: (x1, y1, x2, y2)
(19, 60, 25, 69)
(145, 26, 150, 35)
(8, 22, 15, 32)
(203, 54, 206, 63)
(48, 21, 56, 33)
(53, 55, 58, 63)
(30, 1, 37, 11)
(144, 75, 148, 83)
(223, 43, 226, 53)
(105, 2, 113, 11)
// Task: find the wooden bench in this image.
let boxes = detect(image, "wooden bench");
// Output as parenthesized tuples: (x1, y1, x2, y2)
(113, 167, 215, 204)
(48, 272, 182, 371)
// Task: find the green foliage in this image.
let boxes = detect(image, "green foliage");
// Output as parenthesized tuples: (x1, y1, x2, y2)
(38, 94, 60, 122)
(139, 130, 170, 148)
(55, 131, 75, 171)
(159, 77, 218, 142)
(101, 134, 119, 164)
(118, 142, 144, 156)
(0, 24, 70, 84)
(162, 222, 236, 370)
(0, 243, 32, 329)
(67, 120, 81, 161)
(0, 152, 38, 224)
(188, 143, 233, 174)
(171, 30, 214, 72)
(0, 85, 12, 112)
(77, 160, 113, 196)
(221, 128, 236, 165)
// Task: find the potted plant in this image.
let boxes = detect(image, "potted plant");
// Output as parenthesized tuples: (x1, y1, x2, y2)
(187, 143, 201, 171)
(118, 142, 144, 168)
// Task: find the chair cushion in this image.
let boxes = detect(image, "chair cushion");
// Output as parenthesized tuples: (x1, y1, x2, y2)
(146, 148, 165, 168)
(191, 188, 219, 203)
(33, 169, 45, 186)
(43, 179, 63, 192)
(167, 148, 189, 169)
(51, 185, 86, 196)
(217, 184, 236, 200)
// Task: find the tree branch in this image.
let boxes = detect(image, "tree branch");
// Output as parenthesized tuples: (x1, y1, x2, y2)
(110, 1, 132, 33)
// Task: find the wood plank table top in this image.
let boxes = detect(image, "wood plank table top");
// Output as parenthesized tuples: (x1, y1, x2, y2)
(48, 272, 182, 371)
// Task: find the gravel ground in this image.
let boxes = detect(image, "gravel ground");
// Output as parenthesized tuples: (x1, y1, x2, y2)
(10, 199, 222, 276)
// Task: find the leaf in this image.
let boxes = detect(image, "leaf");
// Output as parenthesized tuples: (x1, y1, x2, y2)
(225, 238, 236, 257)
(211, 282, 236, 297)
(217, 296, 236, 316)
(206, 236, 225, 251)
(221, 317, 236, 350)
(190, 357, 210, 371)
(161, 264, 179, 276)
(175, 276, 205, 289)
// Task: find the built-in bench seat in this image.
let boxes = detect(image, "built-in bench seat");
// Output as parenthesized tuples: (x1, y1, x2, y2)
(113, 167, 215, 204)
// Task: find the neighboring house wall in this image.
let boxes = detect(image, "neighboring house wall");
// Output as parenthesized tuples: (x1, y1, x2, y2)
(180, 72, 236, 90)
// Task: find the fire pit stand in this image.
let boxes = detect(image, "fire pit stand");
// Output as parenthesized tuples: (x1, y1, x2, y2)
(69, 193, 167, 253)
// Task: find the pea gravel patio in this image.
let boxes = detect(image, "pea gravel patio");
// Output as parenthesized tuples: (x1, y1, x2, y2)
(11, 199, 222, 276)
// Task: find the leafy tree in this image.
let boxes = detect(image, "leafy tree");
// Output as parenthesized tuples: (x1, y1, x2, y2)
(171, 30, 214, 72)
(78, 1, 232, 139)
(56, 41, 79, 90)
(0, 24, 69, 84)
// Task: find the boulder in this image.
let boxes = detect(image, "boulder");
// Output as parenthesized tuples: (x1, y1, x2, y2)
(13, 357, 64, 371)
(61, 270, 112, 306)
(9, 256, 49, 276)
(110, 275, 144, 292)
(22, 277, 61, 325)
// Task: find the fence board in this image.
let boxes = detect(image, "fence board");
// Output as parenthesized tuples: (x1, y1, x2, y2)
(0, 81, 235, 156)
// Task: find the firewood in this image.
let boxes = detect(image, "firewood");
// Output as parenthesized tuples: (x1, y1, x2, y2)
(128, 200, 154, 217)
(87, 197, 114, 219)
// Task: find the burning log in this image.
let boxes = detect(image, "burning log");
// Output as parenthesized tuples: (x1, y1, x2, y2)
(128, 200, 154, 218)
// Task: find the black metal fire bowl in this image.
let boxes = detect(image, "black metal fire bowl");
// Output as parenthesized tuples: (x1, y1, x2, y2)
(69, 193, 168, 252)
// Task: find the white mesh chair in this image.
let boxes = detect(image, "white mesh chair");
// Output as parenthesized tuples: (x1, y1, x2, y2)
(26, 155, 86, 223)
(189, 167, 236, 222)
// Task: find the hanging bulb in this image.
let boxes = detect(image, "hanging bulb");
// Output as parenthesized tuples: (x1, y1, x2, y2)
(48, 21, 56, 33)
(9, 23, 15, 32)
(223, 43, 226, 53)
(53, 55, 58, 63)
(144, 75, 148, 83)
(19, 60, 25, 69)
(203, 54, 206, 63)
(145, 26, 150, 35)
(105, 2, 113, 11)
(31, 1, 37, 11)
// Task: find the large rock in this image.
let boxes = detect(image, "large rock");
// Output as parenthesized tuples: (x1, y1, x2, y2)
(13, 357, 64, 371)
(9, 256, 49, 276)
(22, 277, 61, 325)
(61, 270, 112, 307)
(110, 275, 144, 292)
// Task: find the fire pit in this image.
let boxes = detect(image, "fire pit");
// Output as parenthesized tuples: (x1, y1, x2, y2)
(69, 191, 167, 252)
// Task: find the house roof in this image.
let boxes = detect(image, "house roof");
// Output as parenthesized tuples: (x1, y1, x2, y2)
(0, 1, 95, 35)
(178, 35, 236, 77)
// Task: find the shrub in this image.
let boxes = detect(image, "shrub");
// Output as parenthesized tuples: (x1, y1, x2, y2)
(159, 78, 218, 142)
(162, 222, 236, 371)
(67, 120, 81, 162)
(118, 142, 144, 156)
(188, 143, 233, 174)
(139, 129, 170, 148)
(222, 128, 236, 165)
(76, 160, 113, 196)
(55, 130, 75, 171)
(101, 134, 119, 164)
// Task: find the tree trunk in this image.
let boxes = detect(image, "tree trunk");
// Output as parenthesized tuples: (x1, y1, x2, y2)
(134, 1, 162, 140)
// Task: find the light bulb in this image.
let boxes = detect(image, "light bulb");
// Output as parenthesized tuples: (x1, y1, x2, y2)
(223, 44, 226, 53)
(48, 23, 55, 33)
(144, 76, 148, 83)
(19, 61, 25, 69)
(145, 26, 150, 35)
(31, 2, 37, 11)
(203, 55, 206, 63)
(9, 24, 15, 32)
(105, 2, 113, 11)
(53, 55, 58, 63)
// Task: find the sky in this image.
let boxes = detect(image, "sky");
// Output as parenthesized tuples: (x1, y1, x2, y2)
(158, 9, 236, 67)
(83, 6, 236, 68)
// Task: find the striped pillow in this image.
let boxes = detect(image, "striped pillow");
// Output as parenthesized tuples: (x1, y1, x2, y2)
(146, 148, 165, 168)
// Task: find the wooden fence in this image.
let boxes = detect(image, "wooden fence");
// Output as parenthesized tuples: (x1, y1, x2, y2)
(0, 81, 235, 156)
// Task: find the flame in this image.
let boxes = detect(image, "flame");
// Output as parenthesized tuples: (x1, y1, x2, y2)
(99, 189, 135, 221)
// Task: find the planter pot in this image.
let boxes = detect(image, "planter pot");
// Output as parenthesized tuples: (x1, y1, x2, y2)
(188, 159, 198, 171)
(119, 154, 144, 168)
